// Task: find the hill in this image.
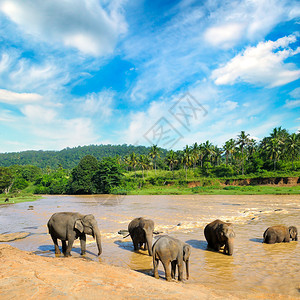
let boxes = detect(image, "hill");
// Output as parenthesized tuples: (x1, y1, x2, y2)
(0, 144, 167, 169)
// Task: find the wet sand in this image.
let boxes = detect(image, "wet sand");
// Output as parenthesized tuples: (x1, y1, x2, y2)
(0, 195, 299, 298)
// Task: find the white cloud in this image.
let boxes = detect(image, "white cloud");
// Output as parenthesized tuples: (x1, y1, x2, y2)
(204, 23, 244, 48)
(289, 87, 300, 98)
(204, 0, 298, 47)
(0, 89, 42, 104)
(79, 91, 114, 119)
(0, 0, 127, 56)
(21, 105, 57, 124)
(284, 99, 300, 109)
(212, 35, 300, 87)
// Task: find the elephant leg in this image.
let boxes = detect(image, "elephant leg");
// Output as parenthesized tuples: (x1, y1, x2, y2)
(80, 235, 86, 255)
(177, 262, 184, 281)
(171, 261, 177, 279)
(51, 235, 61, 254)
(161, 260, 172, 282)
(62, 240, 67, 255)
(65, 235, 75, 257)
(153, 257, 159, 279)
(144, 243, 148, 250)
(133, 239, 139, 251)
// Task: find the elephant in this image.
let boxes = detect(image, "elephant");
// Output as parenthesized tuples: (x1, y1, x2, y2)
(127, 217, 154, 256)
(152, 235, 191, 282)
(289, 226, 298, 241)
(204, 219, 235, 256)
(263, 225, 298, 244)
(47, 212, 102, 257)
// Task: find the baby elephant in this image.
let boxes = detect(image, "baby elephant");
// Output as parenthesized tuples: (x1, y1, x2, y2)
(127, 217, 154, 256)
(204, 219, 235, 255)
(152, 235, 191, 282)
(263, 225, 298, 244)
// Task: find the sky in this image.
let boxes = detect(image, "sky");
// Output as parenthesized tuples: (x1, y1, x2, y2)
(0, 0, 299, 153)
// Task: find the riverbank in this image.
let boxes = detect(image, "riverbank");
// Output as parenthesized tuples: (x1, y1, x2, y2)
(127, 185, 300, 195)
(0, 244, 293, 299)
(0, 194, 41, 205)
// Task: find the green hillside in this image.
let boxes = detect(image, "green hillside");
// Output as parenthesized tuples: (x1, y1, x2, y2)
(0, 144, 167, 169)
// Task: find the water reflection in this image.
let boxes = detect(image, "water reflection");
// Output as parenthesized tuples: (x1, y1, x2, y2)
(0, 194, 299, 297)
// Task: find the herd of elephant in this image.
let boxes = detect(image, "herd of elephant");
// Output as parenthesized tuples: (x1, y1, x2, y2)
(47, 212, 298, 282)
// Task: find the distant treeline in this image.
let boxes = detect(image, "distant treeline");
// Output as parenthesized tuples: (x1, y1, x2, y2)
(0, 127, 299, 196)
(0, 144, 167, 169)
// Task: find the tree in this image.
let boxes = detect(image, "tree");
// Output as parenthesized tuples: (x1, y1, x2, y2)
(149, 145, 160, 174)
(182, 145, 193, 180)
(139, 154, 150, 180)
(70, 155, 99, 194)
(286, 133, 300, 170)
(165, 150, 178, 179)
(129, 152, 138, 178)
(236, 131, 250, 175)
(191, 143, 200, 169)
(93, 157, 124, 194)
(203, 140, 215, 164)
(0, 167, 14, 194)
(223, 139, 235, 165)
(264, 138, 282, 170)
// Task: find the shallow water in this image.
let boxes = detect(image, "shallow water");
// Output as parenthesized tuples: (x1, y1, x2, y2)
(0, 195, 299, 297)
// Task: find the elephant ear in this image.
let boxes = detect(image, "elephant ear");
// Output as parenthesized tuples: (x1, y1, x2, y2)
(75, 219, 84, 233)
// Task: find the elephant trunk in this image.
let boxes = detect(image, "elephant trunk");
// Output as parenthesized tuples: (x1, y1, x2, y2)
(227, 238, 234, 256)
(185, 260, 189, 280)
(146, 233, 153, 256)
(94, 228, 102, 256)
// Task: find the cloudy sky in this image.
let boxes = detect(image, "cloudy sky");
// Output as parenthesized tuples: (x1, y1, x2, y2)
(0, 0, 299, 152)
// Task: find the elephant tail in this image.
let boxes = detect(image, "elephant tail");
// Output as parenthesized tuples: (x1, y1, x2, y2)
(123, 233, 130, 239)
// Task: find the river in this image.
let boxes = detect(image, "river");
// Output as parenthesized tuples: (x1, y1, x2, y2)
(0, 195, 299, 297)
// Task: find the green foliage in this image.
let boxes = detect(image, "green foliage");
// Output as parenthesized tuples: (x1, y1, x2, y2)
(93, 157, 124, 194)
(0, 167, 14, 193)
(212, 164, 235, 177)
(69, 155, 99, 194)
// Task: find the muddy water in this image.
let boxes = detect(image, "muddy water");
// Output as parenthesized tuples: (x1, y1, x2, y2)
(0, 195, 299, 297)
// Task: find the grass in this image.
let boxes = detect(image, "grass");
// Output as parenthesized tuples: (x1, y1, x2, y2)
(0, 185, 42, 205)
(127, 185, 300, 195)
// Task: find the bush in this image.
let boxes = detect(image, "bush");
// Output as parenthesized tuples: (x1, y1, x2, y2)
(212, 164, 235, 177)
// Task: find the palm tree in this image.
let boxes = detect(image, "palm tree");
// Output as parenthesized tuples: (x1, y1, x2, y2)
(129, 152, 138, 178)
(124, 155, 130, 171)
(203, 140, 215, 164)
(286, 133, 300, 170)
(165, 150, 178, 179)
(149, 145, 160, 175)
(191, 143, 200, 169)
(223, 139, 235, 165)
(182, 145, 193, 180)
(212, 146, 223, 166)
(139, 154, 150, 180)
(264, 138, 282, 170)
(236, 131, 250, 175)
(198, 143, 205, 167)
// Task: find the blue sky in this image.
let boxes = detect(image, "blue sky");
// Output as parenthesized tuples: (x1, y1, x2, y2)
(0, 0, 299, 152)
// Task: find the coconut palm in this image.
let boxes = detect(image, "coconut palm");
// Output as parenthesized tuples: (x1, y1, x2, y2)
(129, 152, 138, 178)
(236, 131, 250, 175)
(165, 150, 178, 179)
(191, 143, 200, 169)
(264, 138, 282, 170)
(139, 154, 150, 180)
(149, 145, 160, 175)
(203, 140, 215, 164)
(223, 139, 236, 165)
(286, 133, 300, 170)
(182, 145, 193, 180)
